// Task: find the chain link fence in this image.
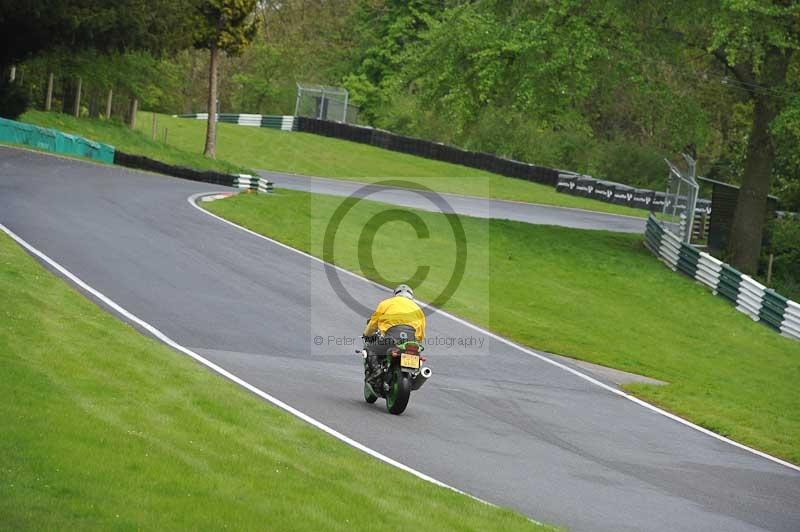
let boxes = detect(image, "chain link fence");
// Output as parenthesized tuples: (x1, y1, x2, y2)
(657, 154, 699, 244)
(294, 83, 356, 123)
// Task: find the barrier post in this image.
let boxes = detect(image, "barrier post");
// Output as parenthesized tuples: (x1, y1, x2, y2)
(129, 98, 138, 129)
(45, 73, 54, 111)
(73, 77, 82, 118)
(105, 88, 113, 119)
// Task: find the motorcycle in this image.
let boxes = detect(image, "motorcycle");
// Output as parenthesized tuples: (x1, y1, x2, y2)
(358, 338, 432, 415)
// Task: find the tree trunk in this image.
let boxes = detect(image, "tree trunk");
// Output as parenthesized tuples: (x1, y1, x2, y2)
(73, 77, 82, 118)
(105, 88, 113, 119)
(45, 72, 53, 111)
(203, 43, 219, 158)
(728, 50, 790, 274)
(128, 97, 138, 129)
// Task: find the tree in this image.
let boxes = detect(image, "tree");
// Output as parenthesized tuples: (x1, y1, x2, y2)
(0, 0, 194, 77)
(194, 0, 257, 158)
(704, 1, 798, 273)
(0, 0, 195, 120)
(344, 0, 449, 122)
(392, 0, 797, 273)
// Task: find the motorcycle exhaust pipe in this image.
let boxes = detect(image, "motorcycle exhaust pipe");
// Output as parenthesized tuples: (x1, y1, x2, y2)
(411, 366, 432, 390)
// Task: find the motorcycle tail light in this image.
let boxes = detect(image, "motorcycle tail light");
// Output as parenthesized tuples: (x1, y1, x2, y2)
(405, 344, 419, 354)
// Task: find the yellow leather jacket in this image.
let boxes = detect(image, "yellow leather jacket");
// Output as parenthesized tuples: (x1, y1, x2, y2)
(364, 295, 426, 341)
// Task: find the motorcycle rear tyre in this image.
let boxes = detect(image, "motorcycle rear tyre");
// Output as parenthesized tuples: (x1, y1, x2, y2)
(386, 367, 411, 415)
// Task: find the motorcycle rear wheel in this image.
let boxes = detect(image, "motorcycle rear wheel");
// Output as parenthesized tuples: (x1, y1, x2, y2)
(386, 367, 411, 415)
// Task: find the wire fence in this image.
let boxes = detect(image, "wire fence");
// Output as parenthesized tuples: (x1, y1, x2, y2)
(657, 155, 700, 245)
(294, 82, 352, 123)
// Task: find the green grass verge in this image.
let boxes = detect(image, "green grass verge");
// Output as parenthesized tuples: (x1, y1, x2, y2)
(0, 230, 549, 531)
(155, 112, 647, 217)
(125, 111, 643, 218)
(18, 110, 647, 217)
(19, 110, 249, 175)
(204, 191, 800, 465)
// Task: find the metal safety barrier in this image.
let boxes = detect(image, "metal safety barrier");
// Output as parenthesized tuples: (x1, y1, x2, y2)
(644, 214, 799, 341)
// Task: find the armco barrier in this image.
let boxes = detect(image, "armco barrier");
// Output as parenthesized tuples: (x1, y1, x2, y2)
(176, 113, 296, 131)
(644, 215, 799, 341)
(0, 117, 115, 163)
(292, 117, 561, 186)
(233, 173, 273, 193)
(114, 151, 235, 187)
(113, 151, 274, 193)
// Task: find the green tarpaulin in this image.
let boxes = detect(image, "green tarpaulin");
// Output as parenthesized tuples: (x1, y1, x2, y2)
(0, 117, 115, 164)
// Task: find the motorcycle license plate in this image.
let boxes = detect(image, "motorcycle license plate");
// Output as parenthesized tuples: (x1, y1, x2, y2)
(400, 354, 420, 369)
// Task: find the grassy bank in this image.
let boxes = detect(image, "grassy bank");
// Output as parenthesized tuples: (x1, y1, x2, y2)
(19, 110, 249, 175)
(0, 230, 547, 530)
(20, 109, 645, 218)
(148, 113, 647, 217)
(204, 191, 800, 464)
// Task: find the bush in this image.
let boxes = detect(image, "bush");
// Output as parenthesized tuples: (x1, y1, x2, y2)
(0, 79, 31, 120)
(763, 217, 800, 301)
(372, 95, 670, 190)
(591, 139, 668, 190)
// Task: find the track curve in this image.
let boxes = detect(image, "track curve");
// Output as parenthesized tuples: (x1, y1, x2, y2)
(1, 147, 798, 532)
(257, 170, 647, 233)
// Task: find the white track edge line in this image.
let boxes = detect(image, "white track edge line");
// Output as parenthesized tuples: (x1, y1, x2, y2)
(0, 222, 497, 503)
(190, 192, 800, 474)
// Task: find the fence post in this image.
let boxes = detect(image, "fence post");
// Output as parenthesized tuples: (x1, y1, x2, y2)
(151, 111, 157, 140)
(105, 88, 113, 119)
(45, 72, 54, 111)
(73, 76, 82, 118)
(129, 97, 138, 129)
(767, 254, 774, 286)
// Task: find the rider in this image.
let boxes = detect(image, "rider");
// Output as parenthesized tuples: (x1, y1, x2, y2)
(363, 284, 426, 372)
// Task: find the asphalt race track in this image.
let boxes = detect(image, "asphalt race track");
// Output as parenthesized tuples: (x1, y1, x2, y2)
(257, 170, 647, 233)
(2, 146, 798, 532)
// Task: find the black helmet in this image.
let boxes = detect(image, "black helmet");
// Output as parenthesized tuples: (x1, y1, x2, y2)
(393, 284, 414, 300)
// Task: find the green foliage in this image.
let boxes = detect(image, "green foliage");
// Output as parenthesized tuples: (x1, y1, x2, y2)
(0, 80, 30, 120)
(772, 92, 800, 211)
(764, 217, 800, 301)
(0, 0, 195, 70)
(707, 0, 799, 70)
(345, 0, 730, 189)
(342, 0, 447, 122)
(403, 1, 620, 134)
(22, 50, 185, 115)
(229, 42, 288, 113)
(193, 0, 258, 56)
(592, 140, 669, 190)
